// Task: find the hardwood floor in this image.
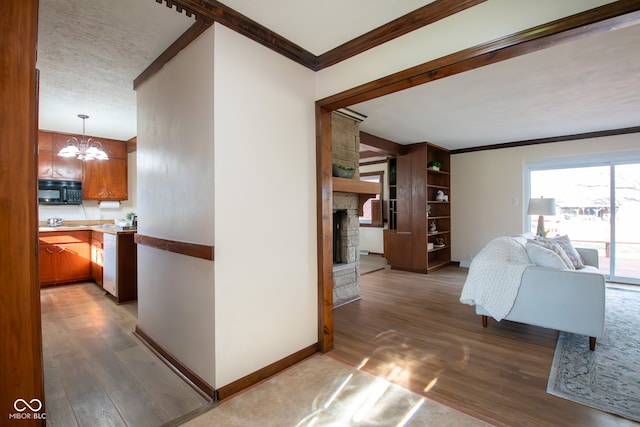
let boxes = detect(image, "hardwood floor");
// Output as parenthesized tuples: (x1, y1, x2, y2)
(41, 283, 208, 426)
(332, 266, 639, 427)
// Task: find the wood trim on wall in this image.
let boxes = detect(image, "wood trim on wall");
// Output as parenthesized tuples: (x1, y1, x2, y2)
(450, 126, 640, 154)
(134, 326, 215, 400)
(0, 1, 44, 423)
(215, 344, 318, 400)
(134, 234, 214, 261)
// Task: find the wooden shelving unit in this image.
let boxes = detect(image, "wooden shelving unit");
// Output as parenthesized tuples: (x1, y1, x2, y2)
(384, 142, 451, 273)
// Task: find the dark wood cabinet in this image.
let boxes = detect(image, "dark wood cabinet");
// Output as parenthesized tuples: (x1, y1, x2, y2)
(37, 130, 129, 201)
(384, 142, 451, 273)
(38, 131, 83, 180)
(39, 230, 92, 286)
(83, 158, 128, 200)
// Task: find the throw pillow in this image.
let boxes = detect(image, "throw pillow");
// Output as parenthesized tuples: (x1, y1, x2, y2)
(525, 242, 570, 269)
(550, 235, 585, 269)
(529, 239, 575, 270)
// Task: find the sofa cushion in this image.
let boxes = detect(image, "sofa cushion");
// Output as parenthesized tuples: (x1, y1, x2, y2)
(549, 235, 585, 269)
(529, 239, 575, 269)
(526, 242, 571, 269)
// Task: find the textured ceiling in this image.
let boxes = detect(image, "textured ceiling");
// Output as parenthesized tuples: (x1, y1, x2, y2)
(37, 0, 193, 140)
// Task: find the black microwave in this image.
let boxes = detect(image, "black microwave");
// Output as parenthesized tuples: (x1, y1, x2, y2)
(38, 180, 83, 205)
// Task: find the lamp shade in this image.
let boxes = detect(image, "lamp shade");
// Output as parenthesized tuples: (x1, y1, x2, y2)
(527, 197, 556, 216)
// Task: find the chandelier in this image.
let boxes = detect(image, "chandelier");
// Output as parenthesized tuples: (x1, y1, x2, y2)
(58, 114, 109, 161)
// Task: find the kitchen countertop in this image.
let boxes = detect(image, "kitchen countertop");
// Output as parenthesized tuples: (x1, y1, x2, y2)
(38, 225, 137, 235)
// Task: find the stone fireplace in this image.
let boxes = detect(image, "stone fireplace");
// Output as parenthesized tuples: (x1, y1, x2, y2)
(332, 112, 361, 307)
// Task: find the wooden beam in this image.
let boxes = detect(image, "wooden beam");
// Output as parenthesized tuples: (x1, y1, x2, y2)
(450, 125, 640, 154)
(318, 1, 640, 110)
(161, 0, 317, 70)
(134, 19, 212, 90)
(360, 132, 407, 156)
(316, 0, 487, 70)
(359, 150, 383, 159)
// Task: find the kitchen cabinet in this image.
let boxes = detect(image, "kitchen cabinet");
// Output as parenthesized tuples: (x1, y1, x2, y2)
(82, 139, 128, 200)
(91, 232, 104, 287)
(37, 130, 129, 201)
(37, 131, 83, 180)
(39, 230, 91, 286)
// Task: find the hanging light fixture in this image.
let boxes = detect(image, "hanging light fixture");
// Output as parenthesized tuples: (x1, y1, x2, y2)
(58, 114, 109, 161)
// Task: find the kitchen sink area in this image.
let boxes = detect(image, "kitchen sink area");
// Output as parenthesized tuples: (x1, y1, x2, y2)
(38, 220, 138, 303)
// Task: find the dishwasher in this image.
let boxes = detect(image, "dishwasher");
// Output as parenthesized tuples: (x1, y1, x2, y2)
(103, 233, 117, 297)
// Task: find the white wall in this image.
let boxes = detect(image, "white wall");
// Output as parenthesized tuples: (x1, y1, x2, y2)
(38, 151, 138, 223)
(314, 0, 614, 99)
(452, 133, 639, 264)
(212, 24, 317, 388)
(358, 162, 388, 254)
(136, 28, 216, 385)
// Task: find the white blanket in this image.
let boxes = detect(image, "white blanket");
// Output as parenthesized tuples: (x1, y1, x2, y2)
(460, 236, 533, 321)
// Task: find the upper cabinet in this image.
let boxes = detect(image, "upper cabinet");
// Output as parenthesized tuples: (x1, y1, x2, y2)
(38, 131, 83, 180)
(37, 130, 129, 201)
(82, 139, 128, 200)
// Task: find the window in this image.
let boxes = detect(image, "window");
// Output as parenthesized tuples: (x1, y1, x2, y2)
(359, 171, 383, 227)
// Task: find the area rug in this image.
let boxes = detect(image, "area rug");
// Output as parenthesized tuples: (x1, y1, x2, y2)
(547, 287, 640, 422)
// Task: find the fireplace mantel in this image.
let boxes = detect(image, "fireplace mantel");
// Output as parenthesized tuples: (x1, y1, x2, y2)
(332, 177, 381, 216)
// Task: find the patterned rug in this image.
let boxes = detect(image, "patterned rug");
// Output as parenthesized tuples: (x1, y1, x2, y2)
(547, 287, 640, 422)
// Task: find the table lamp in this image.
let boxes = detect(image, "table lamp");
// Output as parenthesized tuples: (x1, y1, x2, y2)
(527, 197, 556, 237)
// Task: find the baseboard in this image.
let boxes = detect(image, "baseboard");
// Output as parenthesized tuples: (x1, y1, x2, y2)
(133, 325, 215, 401)
(215, 344, 318, 401)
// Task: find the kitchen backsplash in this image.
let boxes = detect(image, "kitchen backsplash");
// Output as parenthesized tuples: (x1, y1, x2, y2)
(39, 200, 136, 223)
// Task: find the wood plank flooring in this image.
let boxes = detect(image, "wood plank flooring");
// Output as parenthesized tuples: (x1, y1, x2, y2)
(332, 266, 639, 427)
(41, 283, 208, 427)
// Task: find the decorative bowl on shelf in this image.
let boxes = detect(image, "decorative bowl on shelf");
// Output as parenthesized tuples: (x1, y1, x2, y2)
(332, 163, 356, 178)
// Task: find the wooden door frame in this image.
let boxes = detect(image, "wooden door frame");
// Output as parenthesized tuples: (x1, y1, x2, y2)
(315, 3, 640, 352)
(1, 0, 43, 424)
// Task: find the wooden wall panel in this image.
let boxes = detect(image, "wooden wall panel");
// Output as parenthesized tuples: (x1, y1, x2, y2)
(0, 1, 44, 425)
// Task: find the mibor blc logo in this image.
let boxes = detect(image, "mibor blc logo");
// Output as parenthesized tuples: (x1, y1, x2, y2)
(9, 398, 46, 420)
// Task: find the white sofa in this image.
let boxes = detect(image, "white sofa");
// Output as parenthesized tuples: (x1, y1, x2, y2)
(476, 247, 605, 351)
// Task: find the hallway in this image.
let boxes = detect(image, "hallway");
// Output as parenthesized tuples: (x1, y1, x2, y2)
(41, 283, 208, 426)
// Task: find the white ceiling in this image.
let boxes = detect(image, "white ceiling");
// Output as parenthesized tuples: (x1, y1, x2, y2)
(352, 22, 640, 150)
(37, 0, 640, 150)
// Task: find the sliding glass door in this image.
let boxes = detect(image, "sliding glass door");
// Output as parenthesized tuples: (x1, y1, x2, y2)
(612, 164, 640, 282)
(528, 161, 640, 284)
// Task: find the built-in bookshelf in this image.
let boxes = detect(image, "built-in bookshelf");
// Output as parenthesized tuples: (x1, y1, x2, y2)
(384, 142, 451, 273)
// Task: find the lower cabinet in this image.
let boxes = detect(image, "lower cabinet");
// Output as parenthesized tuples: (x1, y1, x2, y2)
(39, 231, 91, 286)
